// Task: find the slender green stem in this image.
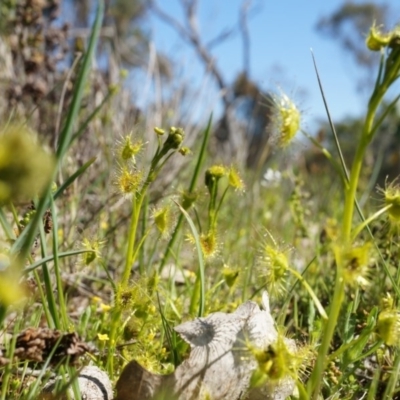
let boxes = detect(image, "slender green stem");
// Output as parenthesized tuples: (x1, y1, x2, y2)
(383, 348, 400, 399)
(310, 264, 345, 398)
(351, 204, 391, 241)
(50, 197, 69, 329)
(122, 195, 139, 288)
(39, 220, 60, 329)
(159, 115, 212, 271)
(341, 136, 370, 241)
(33, 268, 52, 326)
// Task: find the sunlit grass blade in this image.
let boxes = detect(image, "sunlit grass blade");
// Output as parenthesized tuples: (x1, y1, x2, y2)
(174, 201, 205, 318)
(311, 50, 349, 182)
(351, 205, 391, 240)
(23, 249, 96, 274)
(0, 208, 15, 241)
(367, 368, 381, 400)
(287, 266, 327, 320)
(38, 217, 60, 329)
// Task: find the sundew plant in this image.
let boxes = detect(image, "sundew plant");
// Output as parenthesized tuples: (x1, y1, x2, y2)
(1, 2, 400, 398)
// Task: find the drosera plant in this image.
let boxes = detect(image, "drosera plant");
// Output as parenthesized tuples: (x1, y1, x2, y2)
(106, 125, 191, 375)
(103, 121, 248, 375)
(302, 22, 400, 398)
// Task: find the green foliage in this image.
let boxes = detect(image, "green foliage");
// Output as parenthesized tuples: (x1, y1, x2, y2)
(1, 5, 400, 400)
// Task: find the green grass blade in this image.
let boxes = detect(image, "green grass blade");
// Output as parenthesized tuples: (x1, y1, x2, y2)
(301, 129, 346, 186)
(54, 157, 97, 200)
(0, 208, 15, 241)
(50, 196, 69, 329)
(70, 88, 115, 145)
(56, 1, 104, 161)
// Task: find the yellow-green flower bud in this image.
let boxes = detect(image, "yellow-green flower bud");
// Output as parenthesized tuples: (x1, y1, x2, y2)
(205, 165, 227, 192)
(179, 146, 191, 156)
(168, 127, 184, 148)
(366, 23, 391, 51)
(108, 84, 120, 95)
(161, 127, 184, 153)
(154, 127, 165, 136)
(119, 69, 129, 79)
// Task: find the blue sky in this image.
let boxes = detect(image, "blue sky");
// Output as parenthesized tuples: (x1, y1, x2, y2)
(147, 0, 400, 129)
